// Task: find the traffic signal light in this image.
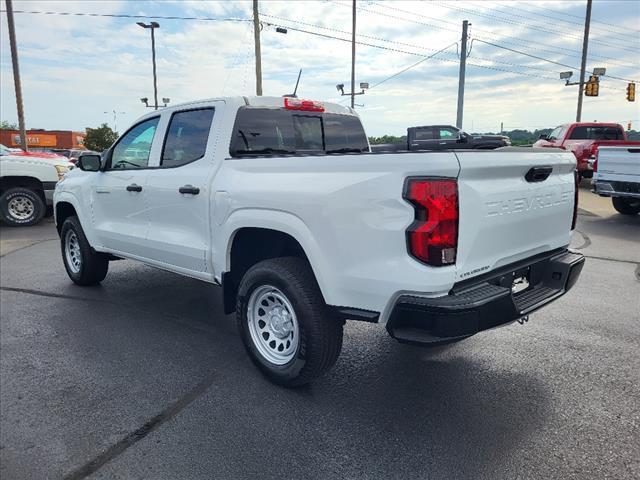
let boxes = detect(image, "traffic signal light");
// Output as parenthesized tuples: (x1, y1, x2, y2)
(585, 75, 599, 97)
(627, 82, 636, 102)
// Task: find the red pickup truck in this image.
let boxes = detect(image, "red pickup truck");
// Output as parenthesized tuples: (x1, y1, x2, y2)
(533, 123, 640, 180)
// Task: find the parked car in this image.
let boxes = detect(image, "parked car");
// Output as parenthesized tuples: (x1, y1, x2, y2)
(0, 144, 73, 226)
(371, 125, 511, 152)
(54, 96, 584, 386)
(0, 143, 66, 160)
(591, 145, 640, 215)
(532, 122, 640, 181)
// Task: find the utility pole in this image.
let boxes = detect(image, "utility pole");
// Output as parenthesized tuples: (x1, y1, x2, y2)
(137, 22, 160, 110)
(456, 20, 469, 129)
(5, 0, 28, 152)
(253, 0, 262, 96)
(576, 0, 592, 122)
(500, 121, 504, 134)
(350, 0, 356, 108)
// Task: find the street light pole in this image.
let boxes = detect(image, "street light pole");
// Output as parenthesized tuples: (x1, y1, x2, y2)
(137, 21, 160, 110)
(104, 110, 125, 133)
(350, 0, 356, 109)
(253, 0, 263, 96)
(5, 0, 28, 152)
(576, 0, 592, 122)
(456, 20, 469, 129)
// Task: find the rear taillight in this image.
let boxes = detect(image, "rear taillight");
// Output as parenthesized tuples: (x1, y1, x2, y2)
(589, 144, 599, 171)
(284, 98, 325, 112)
(572, 169, 579, 230)
(403, 178, 458, 266)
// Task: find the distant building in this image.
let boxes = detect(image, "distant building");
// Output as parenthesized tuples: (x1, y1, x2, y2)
(0, 129, 86, 150)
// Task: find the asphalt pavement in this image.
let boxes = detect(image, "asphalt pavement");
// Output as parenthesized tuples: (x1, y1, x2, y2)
(1, 185, 639, 480)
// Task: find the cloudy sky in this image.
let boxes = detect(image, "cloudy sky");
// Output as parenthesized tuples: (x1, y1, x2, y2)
(1, 0, 638, 136)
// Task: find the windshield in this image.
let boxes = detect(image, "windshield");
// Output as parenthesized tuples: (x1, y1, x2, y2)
(547, 126, 565, 141)
(230, 108, 369, 156)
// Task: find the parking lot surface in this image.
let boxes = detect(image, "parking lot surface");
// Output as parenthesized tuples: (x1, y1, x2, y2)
(1, 187, 639, 480)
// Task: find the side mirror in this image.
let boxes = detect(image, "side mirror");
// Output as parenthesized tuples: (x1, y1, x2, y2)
(538, 134, 548, 140)
(456, 132, 468, 143)
(77, 154, 102, 172)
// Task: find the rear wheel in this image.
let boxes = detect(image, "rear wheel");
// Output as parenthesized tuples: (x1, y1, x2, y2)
(60, 216, 109, 285)
(0, 187, 45, 227)
(612, 197, 640, 215)
(237, 257, 343, 387)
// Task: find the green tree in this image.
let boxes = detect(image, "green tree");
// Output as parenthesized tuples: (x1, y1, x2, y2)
(0, 120, 18, 130)
(368, 135, 407, 145)
(84, 123, 119, 151)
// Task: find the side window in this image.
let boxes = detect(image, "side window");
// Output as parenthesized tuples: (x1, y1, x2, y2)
(438, 128, 457, 139)
(161, 108, 215, 168)
(413, 128, 434, 141)
(110, 117, 159, 169)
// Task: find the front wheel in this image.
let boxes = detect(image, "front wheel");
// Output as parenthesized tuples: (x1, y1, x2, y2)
(60, 216, 109, 285)
(612, 197, 640, 215)
(236, 257, 343, 387)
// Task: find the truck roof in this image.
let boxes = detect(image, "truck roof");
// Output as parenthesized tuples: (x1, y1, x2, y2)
(559, 122, 624, 128)
(137, 96, 355, 120)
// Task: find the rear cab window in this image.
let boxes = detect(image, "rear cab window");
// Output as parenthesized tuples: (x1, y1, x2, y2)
(229, 107, 368, 157)
(568, 126, 624, 140)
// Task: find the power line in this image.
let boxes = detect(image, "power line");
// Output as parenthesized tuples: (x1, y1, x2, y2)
(528, 2, 640, 33)
(263, 13, 585, 78)
(474, 38, 639, 83)
(429, 1, 638, 53)
(8, 5, 637, 69)
(344, 1, 638, 68)
(368, 41, 459, 90)
(464, 0, 639, 43)
(0, 9, 249, 22)
(2, 6, 632, 93)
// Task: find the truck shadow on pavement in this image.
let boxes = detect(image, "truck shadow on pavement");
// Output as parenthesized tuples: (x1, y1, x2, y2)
(96, 266, 551, 478)
(1, 244, 550, 479)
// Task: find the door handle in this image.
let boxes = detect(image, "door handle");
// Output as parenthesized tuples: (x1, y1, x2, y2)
(126, 183, 143, 192)
(525, 166, 553, 183)
(179, 185, 200, 195)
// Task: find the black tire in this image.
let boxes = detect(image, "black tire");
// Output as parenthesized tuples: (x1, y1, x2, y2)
(0, 187, 45, 227)
(236, 257, 343, 387)
(612, 197, 640, 215)
(60, 216, 109, 285)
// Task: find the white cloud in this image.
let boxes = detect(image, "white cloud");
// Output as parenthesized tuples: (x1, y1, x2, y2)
(1, 0, 638, 136)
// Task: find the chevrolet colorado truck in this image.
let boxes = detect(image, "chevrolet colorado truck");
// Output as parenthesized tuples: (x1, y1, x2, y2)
(371, 125, 511, 152)
(53, 96, 585, 386)
(591, 146, 640, 215)
(0, 144, 72, 226)
(533, 122, 640, 181)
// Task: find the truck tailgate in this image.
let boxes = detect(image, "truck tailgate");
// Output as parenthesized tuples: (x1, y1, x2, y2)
(454, 150, 576, 282)
(596, 146, 640, 180)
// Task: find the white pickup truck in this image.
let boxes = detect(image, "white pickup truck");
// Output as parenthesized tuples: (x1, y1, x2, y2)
(591, 145, 640, 215)
(54, 96, 585, 386)
(0, 144, 72, 226)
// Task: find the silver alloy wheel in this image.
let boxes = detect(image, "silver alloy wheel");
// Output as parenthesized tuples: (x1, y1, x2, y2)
(64, 230, 82, 274)
(247, 285, 299, 365)
(7, 195, 35, 221)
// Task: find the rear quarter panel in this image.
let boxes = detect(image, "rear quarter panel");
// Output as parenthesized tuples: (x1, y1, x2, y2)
(214, 152, 460, 317)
